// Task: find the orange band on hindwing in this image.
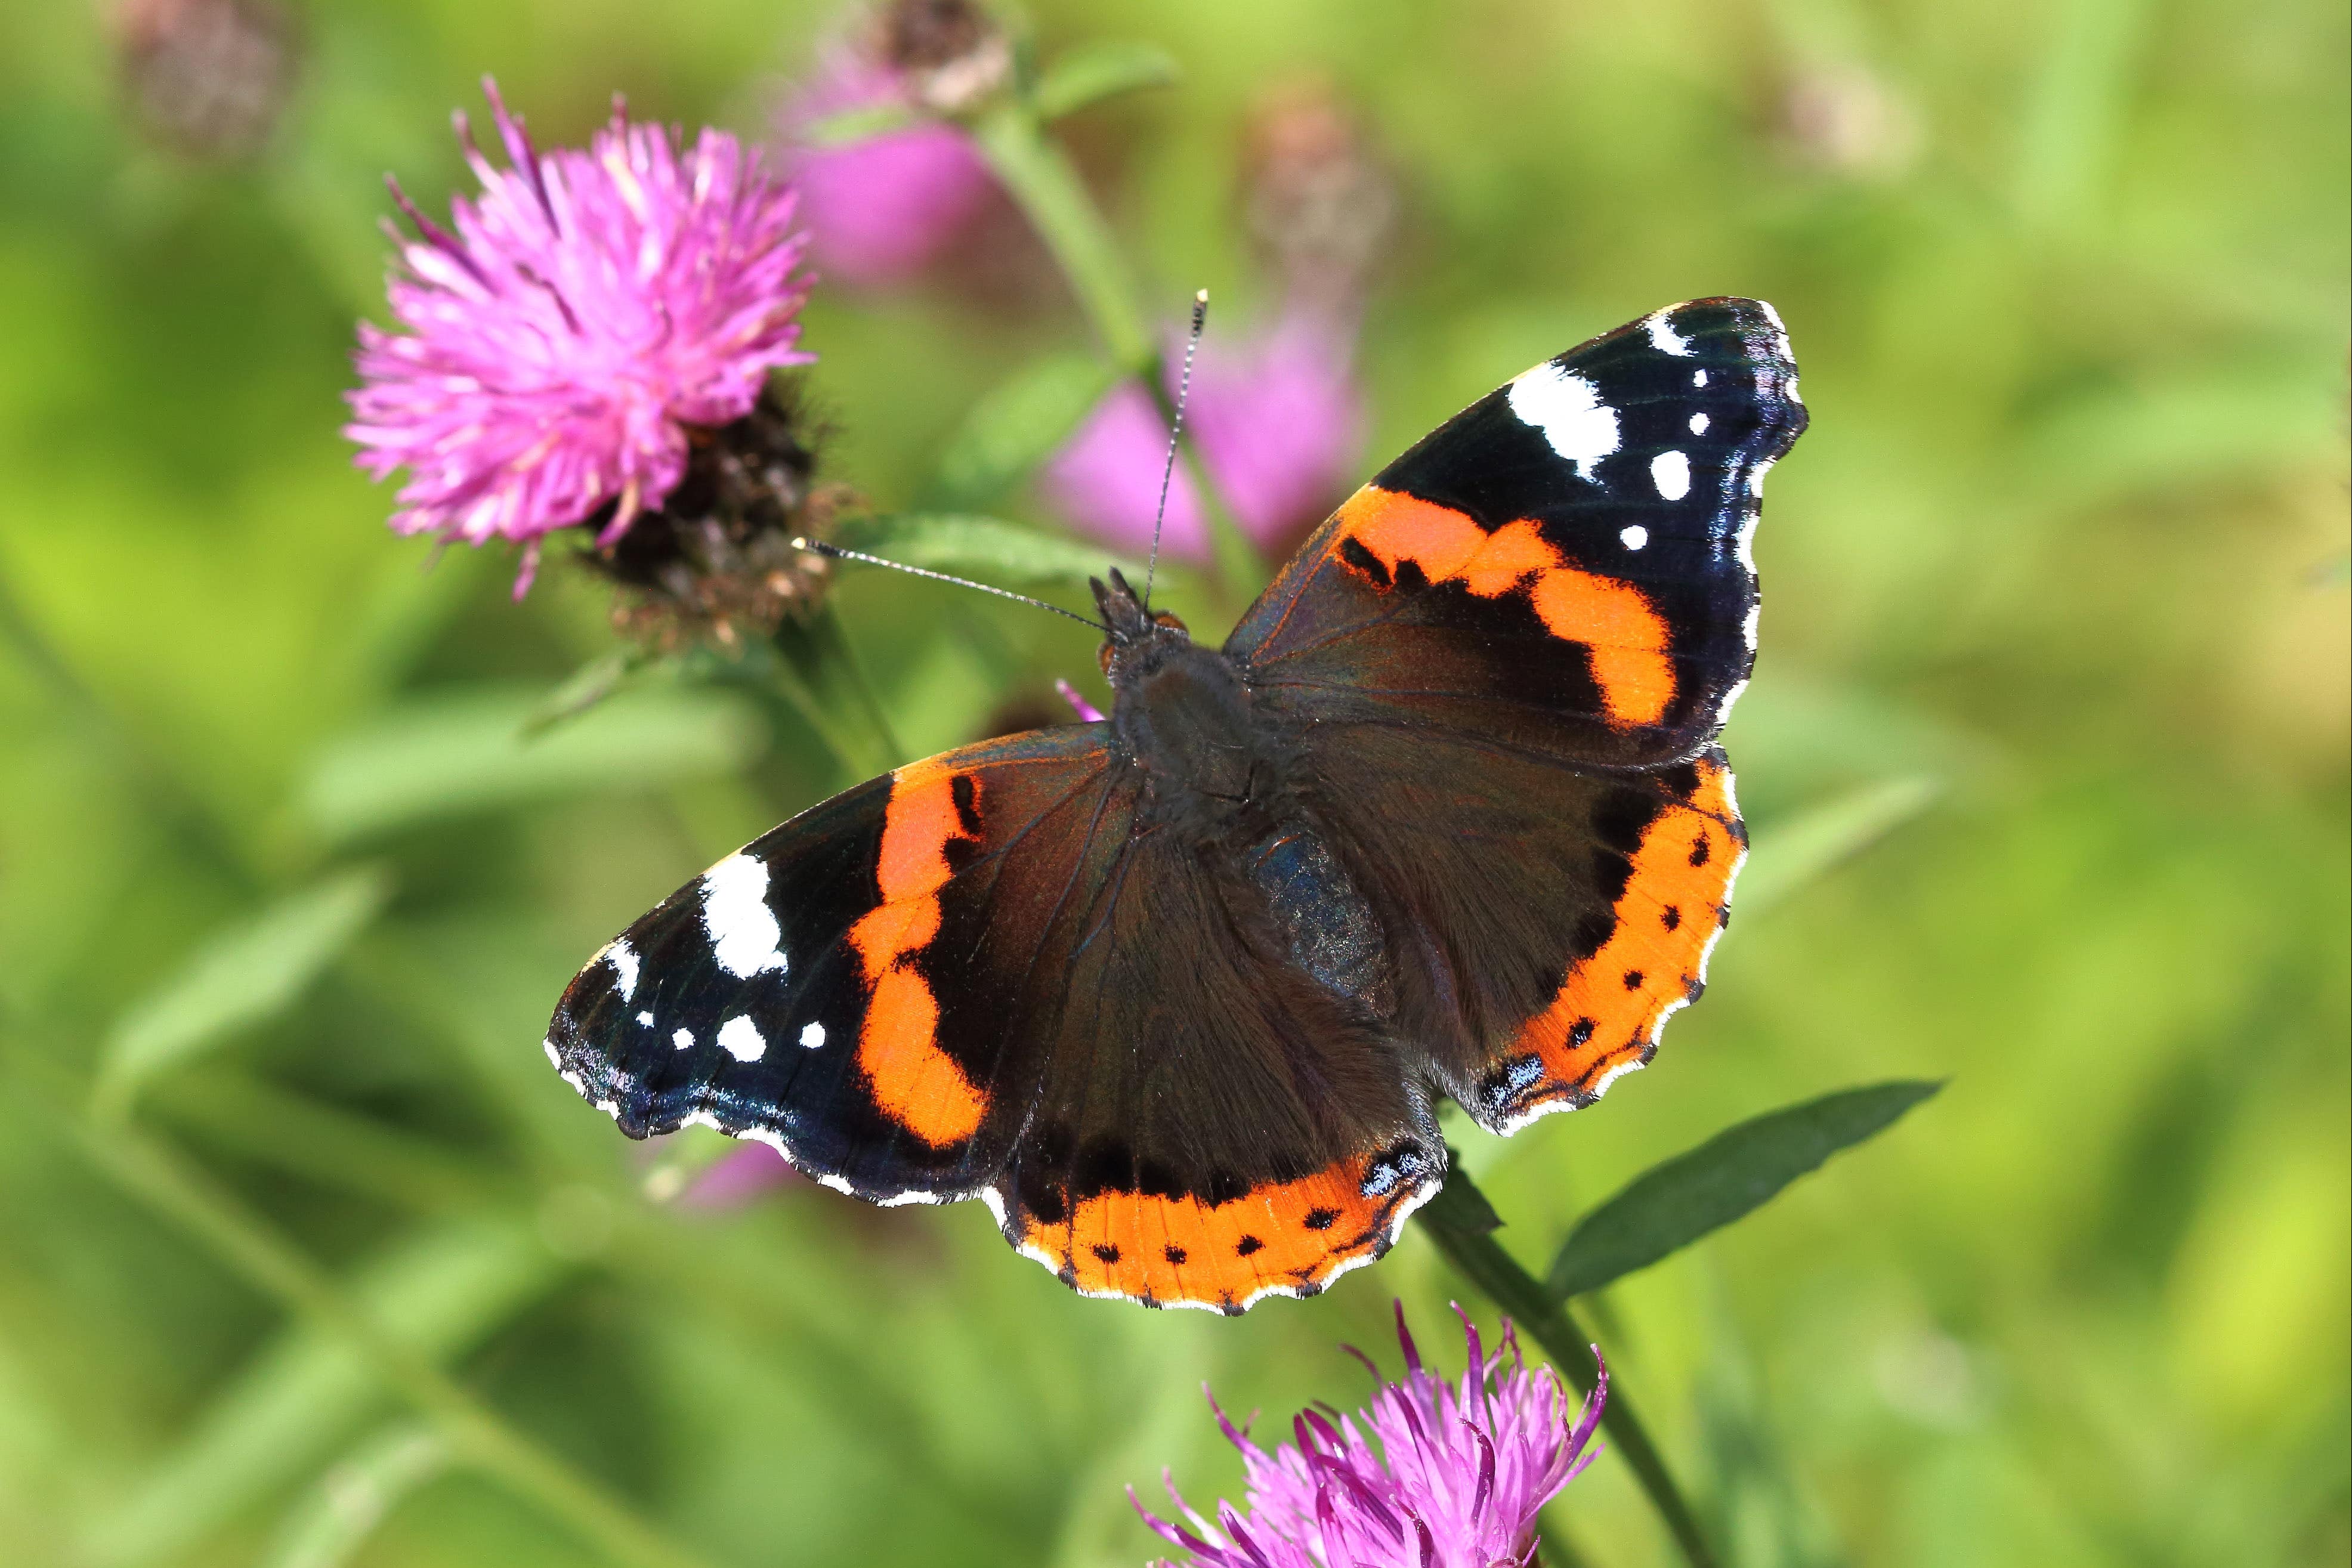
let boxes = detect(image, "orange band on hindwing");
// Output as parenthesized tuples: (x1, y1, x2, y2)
(1515, 755, 1742, 1096)
(1015, 1149, 1432, 1310)
(1333, 487, 1675, 727)
(849, 763, 988, 1148)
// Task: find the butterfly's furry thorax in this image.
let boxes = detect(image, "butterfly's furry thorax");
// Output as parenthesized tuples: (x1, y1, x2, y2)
(1095, 570, 1262, 803)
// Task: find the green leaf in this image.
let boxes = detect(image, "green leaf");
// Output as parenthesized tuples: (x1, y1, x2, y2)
(1032, 41, 1180, 120)
(922, 353, 1118, 511)
(830, 512, 1134, 589)
(799, 101, 922, 147)
(89, 1214, 567, 1568)
(1546, 1081, 1943, 1301)
(295, 685, 765, 844)
(1735, 775, 1939, 918)
(95, 868, 394, 1117)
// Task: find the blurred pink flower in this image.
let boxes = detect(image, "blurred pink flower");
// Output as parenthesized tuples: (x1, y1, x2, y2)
(345, 81, 814, 590)
(1136, 1305, 1605, 1568)
(775, 52, 994, 286)
(680, 1140, 801, 1207)
(1041, 315, 1365, 564)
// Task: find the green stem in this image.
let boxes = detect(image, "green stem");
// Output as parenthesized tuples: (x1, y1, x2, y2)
(968, 100, 1266, 608)
(795, 602, 904, 766)
(64, 1111, 723, 1568)
(1416, 1173, 1719, 1568)
(755, 624, 885, 781)
(970, 101, 1154, 378)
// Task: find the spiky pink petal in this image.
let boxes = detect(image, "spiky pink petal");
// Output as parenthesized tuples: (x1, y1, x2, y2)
(1134, 1306, 1606, 1568)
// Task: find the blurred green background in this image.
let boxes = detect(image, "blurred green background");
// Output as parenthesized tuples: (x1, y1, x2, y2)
(1, 1, 2345, 1564)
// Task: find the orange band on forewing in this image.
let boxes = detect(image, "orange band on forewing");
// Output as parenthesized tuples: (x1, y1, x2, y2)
(874, 772, 965, 901)
(1528, 568, 1674, 726)
(860, 968, 985, 1146)
(1339, 488, 1489, 580)
(854, 764, 989, 1148)
(1334, 487, 1676, 728)
(1516, 756, 1741, 1088)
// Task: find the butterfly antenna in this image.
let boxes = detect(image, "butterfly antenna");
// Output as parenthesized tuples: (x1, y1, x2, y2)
(790, 537, 1108, 632)
(1143, 289, 1209, 612)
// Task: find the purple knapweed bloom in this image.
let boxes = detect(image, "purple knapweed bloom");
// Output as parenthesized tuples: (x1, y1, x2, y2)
(1136, 1306, 1606, 1568)
(345, 81, 815, 593)
(774, 50, 994, 286)
(1040, 313, 1365, 565)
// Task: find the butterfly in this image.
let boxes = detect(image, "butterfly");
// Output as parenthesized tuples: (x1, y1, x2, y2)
(546, 297, 1806, 1312)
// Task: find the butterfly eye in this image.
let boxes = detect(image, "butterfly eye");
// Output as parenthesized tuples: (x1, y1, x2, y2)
(1098, 640, 1117, 678)
(1152, 610, 1188, 633)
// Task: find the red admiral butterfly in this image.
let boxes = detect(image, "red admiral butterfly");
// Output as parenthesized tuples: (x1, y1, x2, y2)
(547, 298, 1806, 1312)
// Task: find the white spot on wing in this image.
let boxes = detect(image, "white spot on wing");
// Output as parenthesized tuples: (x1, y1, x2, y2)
(1689, 412, 1709, 435)
(799, 1020, 826, 1049)
(1646, 310, 1692, 355)
(1620, 525, 1649, 550)
(636, 1010, 654, 1027)
(672, 1028, 694, 1050)
(1693, 369, 1707, 386)
(1651, 450, 1692, 500)
(542, 1039, 560, 1069)
(701, 853, 789, 979)
(717, 1016, 766, 1062)
(603, 940, 640, 1000)
(1506, 363, 1619, 477)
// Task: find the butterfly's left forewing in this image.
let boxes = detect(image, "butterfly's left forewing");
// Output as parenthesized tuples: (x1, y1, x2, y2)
(546, 725, 1132, 1202)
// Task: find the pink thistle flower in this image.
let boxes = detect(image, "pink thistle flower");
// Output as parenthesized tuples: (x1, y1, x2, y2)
(1136, 1306, 1606, 1568)
(775, 50, 995, 286)
(345, 81, 815, 592)
(1040, 313, 1365, 565)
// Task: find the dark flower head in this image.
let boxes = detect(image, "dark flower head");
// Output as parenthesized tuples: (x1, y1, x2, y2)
(588, 381, 847, 649)
(345, 81, 814, 593)
(1136, 1306, 1606, 1568)
(113, 0, 298, 160)
(1241, 78, 1399, 318)
(874, 0, 1012, 113)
